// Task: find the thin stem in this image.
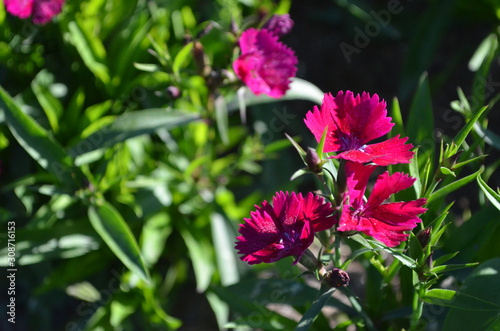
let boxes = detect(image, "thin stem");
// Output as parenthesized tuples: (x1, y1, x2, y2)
(333, 232, 341, 267)
(410, 288, 424, 331)
(339, 287, 376, 331)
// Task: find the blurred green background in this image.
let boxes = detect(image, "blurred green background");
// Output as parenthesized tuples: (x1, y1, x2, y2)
(1, 0, 500, 330)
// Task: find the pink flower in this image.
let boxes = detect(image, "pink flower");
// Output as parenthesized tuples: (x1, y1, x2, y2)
(4, 0, 65, 25)
(304, 91, 414, 166)
(235, 191, 336, 265)
(338, 162, 427, 247)
(233, 28, 297, 98)
(262, 14, 294, 37)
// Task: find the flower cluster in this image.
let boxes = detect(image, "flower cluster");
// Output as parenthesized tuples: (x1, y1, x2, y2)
(233, 14, 297, 98)
(235, 89, 427, 268)
(4, 0, 65, 25)
(306, 91, 427, 247)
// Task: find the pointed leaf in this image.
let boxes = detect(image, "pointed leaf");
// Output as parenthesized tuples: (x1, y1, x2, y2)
(0, 87, 77, 184)
(215, 95, 229, 145)
(478, 174, 500, 211)
(452, 106, 488, 153)
(367, 239, 417, 269)
(407, 73, 434, 147)
(88, 202, 150, 283)
(431, 262, 479, 274)
(227, 78, 324, 111)
(424, 289, 500, 311)
(71, 109, 199, 164)
(444, 258, 500, 330)
(427, 168, 482, 205)
(295, 287, 336, 331)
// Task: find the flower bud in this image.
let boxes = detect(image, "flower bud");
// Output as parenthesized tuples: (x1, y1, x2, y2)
(262, 14, 294, 37)
(324, 268, 350, 288)
(166, 86, 181, 99)
(416, 227, 432, 249)
(305, 147, 322, 173)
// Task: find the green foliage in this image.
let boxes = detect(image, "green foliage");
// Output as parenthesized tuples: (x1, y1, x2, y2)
(1, 0, 500, 330)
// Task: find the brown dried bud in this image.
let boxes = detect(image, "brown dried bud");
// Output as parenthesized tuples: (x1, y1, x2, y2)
(325, 268, 350, 288)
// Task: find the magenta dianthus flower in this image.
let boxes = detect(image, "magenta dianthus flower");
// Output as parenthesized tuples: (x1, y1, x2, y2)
(304, 91, 414, 166)
(262, 13, 294, 37)
(338, 162, 427, 247)
(4, 0, 65, 25)
(235, 191, 336, 265)
(233, 28, 297, 98)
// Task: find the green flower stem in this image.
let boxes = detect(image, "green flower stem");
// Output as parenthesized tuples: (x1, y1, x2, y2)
(410, 287, 424, 331)
(334, 232, 341, 267)
(339, 287, 376, 331)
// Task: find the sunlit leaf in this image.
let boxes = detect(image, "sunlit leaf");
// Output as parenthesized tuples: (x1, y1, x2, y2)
(88, 202, 150, 283)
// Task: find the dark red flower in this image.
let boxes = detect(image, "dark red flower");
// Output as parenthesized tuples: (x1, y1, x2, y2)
(235, 191, 336, 265)
(338, 162, 427, 247)
(233, 28, 297, 98)
(4, 0, 65, 25)
(304, 91, 414, 166)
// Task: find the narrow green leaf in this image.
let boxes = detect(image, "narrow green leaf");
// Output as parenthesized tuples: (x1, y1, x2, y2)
(316, 127, 328, 158)
(440, 166, 456, 177)
(210, 213, 239, 287)
(407, 73, 434, 147)
(0, 86, 76, 184)
(285, 133, 306, 158)
(431, 262, 479, 274)
(452, 106, 488, 153)
(427, 168, 482, 205)
(444, 258, 500, 330)
(290, 168, 308, 181)
(179, 222, 215, 293)
(215, 95, 229, 145)
(409, 148, 421, 197)
(425, 288, 500, 311)
(71, 109, 199, 163)
(68, 20, 110, 85)
(227, 78, 324, 111)
(295, 287, 336, 331)
(478, 174, 500, 211)
(367, 239, 417, 269)
(471, 33, 498, 112)
(172, 41, 193, 75)
(340, 248, 375, 270)
(348, 234, 376, 251)
(390, 97, 405, 138)
(133, 62, 160, 72)
(454, 154, 487, 170)
(141, 212, 172, 267)
(433, 252, 459, 267)
(31, 77, 63, 133)
(468, 34, 496, 72)
(88, 202, 150, 283)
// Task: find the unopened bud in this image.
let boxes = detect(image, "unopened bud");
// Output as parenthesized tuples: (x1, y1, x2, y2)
(442, 150, 463, 170)
(305, 147, 322, 173)
(325, 268, 350, 288)
(423, 252, 433, 273)
(416, 227, 432, 249)
(262, 14, 294, 37)
(166, 86, 181, 99)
